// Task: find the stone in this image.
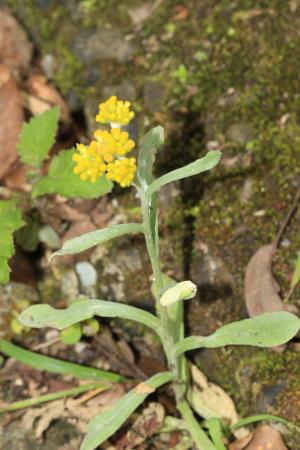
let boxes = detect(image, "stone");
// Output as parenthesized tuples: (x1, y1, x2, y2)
(39, 225, 61, 249)
(61, 270, 79, 301)
(72, 29, 134, 64)
(227, 122, 255, 145)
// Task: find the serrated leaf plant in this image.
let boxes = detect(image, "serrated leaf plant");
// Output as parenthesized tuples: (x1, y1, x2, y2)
(0, 106, 113, 285)
(18, 96, 300, 449)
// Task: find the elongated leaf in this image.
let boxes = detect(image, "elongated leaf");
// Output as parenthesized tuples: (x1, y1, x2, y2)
(231, 414, 300, 432)
(51, 223, 144, 258)
(0, 340, 122, 382)
(0, 201, 24, 284)
(0, 382, 107, 414)
(32, 149, 113, 199)
(81, 372, 173, 450)
(17, 106, 60, 168)
(138, 126, 164, 187)
(148, 151, 221, 195)
(19, 299, 160, 332)
(174, 311, 300, 355)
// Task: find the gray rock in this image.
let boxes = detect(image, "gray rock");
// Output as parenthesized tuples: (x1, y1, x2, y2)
(40, 53, 57, 79)
(227, 122, 255, 145)
(72, 29, 134, 64)
(75, 262, 97, 288)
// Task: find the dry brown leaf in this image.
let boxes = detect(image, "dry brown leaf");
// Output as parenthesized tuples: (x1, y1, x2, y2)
(230, 425, 288, 450)
(134, 382, 155, 395)
(27, 74, 70, 122)
(0, 65, 24, 180)
(115, 402, 164, 450)
(22, 384, 125, 439)
(171, 5, 190, 21)
(244, 191, 300, 325)
(229, 433, 253, 450)
(188, 365, 249, 439)
(0, 9, 33, 73)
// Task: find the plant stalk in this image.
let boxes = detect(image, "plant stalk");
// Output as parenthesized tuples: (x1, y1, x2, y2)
(139, 187, 215, 450)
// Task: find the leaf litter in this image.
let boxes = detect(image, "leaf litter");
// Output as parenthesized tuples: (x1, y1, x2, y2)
(244, 186, 300, 323)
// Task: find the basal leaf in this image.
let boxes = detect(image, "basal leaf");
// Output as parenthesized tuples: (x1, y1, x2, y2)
(51, 223, 144, 258)
(0, 201, 24, 284)
(175, 311, 300, 355)
(81, 372, 173, 450)
(138, 126, 164, 188)
(19, 299, 160, 332)
(32, 149, 113, 199)
(17, 106, 60, 168)
(0, 340, 122, 382)
(148, 151, 221, 195)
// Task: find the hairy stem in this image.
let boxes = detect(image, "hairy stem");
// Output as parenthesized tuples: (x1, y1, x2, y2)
(139, 187, 215, 449)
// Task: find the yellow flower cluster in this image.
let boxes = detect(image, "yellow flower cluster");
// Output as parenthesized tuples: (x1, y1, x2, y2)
(96, 95, 135, 126)
(73, 96, 136, 187)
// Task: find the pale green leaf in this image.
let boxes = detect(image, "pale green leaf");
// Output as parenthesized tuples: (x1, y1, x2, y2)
(138, 126, 164, 187)
(32, 149, 113, 199)
(291, 252, 300, 289)
(17, 107, 60, 168)
(174, 311, 300, 355)
(0, 340, 122, 382)
(148, 151, 222, 195)
(51, 223, 144, 258)
(0, 201, 24, 284)
(19, 299, 160, 332)
(160, 281, 197, 306)
(81, 372, 173, 450)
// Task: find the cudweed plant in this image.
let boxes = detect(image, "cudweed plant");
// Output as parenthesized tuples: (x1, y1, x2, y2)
(14, 97, 300, 449)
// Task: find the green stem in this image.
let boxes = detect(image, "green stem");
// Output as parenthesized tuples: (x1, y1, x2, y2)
(138, 187, 215, 450)
(177, 400, 216, 450)
(0, 382, 106, 414)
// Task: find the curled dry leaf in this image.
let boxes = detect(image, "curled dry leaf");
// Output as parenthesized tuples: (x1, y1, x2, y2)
(245, 189, 300, 330)
(27, 74, 70, 122)
(0, 9, 33, 73)
(0, 65, 24, 180)
(229, 425, 288, 450)
(115, 402, 165, 450)
(188, 365, 249, 439)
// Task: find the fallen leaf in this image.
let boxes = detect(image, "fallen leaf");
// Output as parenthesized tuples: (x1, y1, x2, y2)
(0, 65, 24, 180)
(27, 74, 70, 122)
(188, 365, 249, 439)
(230, 425, 288, 450)
(115, 402, 164, 449)
(0, 9, 33, 73)
(171, 5, 190, 21)
(245, 190, 300, 322)
(229, 433, 253, 450)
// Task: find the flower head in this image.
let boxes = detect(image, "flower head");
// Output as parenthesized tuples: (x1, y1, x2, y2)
(106, 157, 137, 188)
(93, 128, 135, 162)
(73, 142, 107, 183)
(96, 95, 135, 126)
(73, 96, 137, 188)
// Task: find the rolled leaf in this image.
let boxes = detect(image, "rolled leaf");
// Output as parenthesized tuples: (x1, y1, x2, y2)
(81, 371, 173, 450)
(160, 281, 197, 306)
(174, 311, 300, 355)
(19, 299, 160, 332)
(148, 151, 221, 195)
(51, 223, 144, 258)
